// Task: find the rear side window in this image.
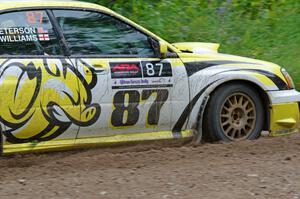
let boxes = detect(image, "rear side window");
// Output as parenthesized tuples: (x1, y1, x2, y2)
(53, 10, 156, 57)
(0, 10, 62, 56)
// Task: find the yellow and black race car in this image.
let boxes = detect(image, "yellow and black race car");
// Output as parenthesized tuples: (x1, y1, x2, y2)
(0, 0, 299, 154)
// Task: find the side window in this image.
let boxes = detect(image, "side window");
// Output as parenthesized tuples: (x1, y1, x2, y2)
(53, 10, 156, 57)
(0, 10, 62, 56)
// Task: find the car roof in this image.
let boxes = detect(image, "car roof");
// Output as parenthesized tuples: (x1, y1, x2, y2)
(0, 0, 111, 13)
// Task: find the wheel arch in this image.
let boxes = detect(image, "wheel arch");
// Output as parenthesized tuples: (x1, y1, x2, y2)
(198, 79, 271, 140)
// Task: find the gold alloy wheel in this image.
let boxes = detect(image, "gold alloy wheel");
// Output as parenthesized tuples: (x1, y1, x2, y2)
(220, 93, 256, 140)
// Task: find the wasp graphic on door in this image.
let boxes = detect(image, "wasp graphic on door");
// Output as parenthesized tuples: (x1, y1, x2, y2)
(0, 58, 100, 143)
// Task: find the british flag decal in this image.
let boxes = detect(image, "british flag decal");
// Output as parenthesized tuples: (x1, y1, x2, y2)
(37, 27, 50, 41)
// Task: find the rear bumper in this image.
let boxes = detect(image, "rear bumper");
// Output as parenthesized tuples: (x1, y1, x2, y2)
(267, 89, 300, 136)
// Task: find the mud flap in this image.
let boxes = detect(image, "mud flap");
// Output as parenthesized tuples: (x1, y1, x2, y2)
(193, 96, 210, 144)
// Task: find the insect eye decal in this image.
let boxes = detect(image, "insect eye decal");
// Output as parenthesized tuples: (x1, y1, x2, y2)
(76, 59, 97, 88)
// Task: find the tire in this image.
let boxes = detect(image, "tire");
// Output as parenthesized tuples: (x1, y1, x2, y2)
(203, 83, 264, 142)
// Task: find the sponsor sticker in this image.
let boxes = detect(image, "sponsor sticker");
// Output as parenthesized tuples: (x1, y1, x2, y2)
(26, 11, 44, 25)
(141, 61, 172, 78)
(110, 62, 142, 79)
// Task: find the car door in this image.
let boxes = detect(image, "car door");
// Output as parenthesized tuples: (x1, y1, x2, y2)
(51, 9, 187, 139)
(0, 10, 80, 147)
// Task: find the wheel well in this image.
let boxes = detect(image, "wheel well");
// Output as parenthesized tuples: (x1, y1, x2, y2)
(205, 80, 270, 131)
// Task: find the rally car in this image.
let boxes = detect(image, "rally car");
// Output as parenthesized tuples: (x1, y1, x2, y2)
(0, 0, 299, 154)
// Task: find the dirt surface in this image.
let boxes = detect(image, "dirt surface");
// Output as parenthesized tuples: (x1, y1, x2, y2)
(1, 134, 300, 199)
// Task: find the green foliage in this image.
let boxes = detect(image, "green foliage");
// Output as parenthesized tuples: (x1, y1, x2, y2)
(87, 0, 300, 88)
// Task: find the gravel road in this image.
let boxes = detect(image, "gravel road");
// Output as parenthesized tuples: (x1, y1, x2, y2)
(1, 133, 300, 199)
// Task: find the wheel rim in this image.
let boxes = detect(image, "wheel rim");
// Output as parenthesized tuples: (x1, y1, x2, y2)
(219, 93, 256, 140)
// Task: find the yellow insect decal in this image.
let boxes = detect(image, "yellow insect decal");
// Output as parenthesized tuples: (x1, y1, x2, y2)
(0, 58, 100, 143)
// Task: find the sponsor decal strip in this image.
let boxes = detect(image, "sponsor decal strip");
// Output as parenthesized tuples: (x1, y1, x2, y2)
(112, 84, 173, 89)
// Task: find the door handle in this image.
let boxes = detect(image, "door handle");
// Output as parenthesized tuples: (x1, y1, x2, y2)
(94, 64, 104, 68)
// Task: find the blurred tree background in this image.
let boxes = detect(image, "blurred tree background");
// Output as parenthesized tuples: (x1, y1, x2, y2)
(83, 0, 300, 88)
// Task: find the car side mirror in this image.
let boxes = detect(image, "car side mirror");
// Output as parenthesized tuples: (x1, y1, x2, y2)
(159, 41, 168, 59)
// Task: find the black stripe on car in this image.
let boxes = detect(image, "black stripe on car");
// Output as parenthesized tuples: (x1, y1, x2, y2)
(183, 60, 288, 90)
(184, 60, 255, 77)
(213, 69, 288, 90)
(172, 80, 220, 135)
